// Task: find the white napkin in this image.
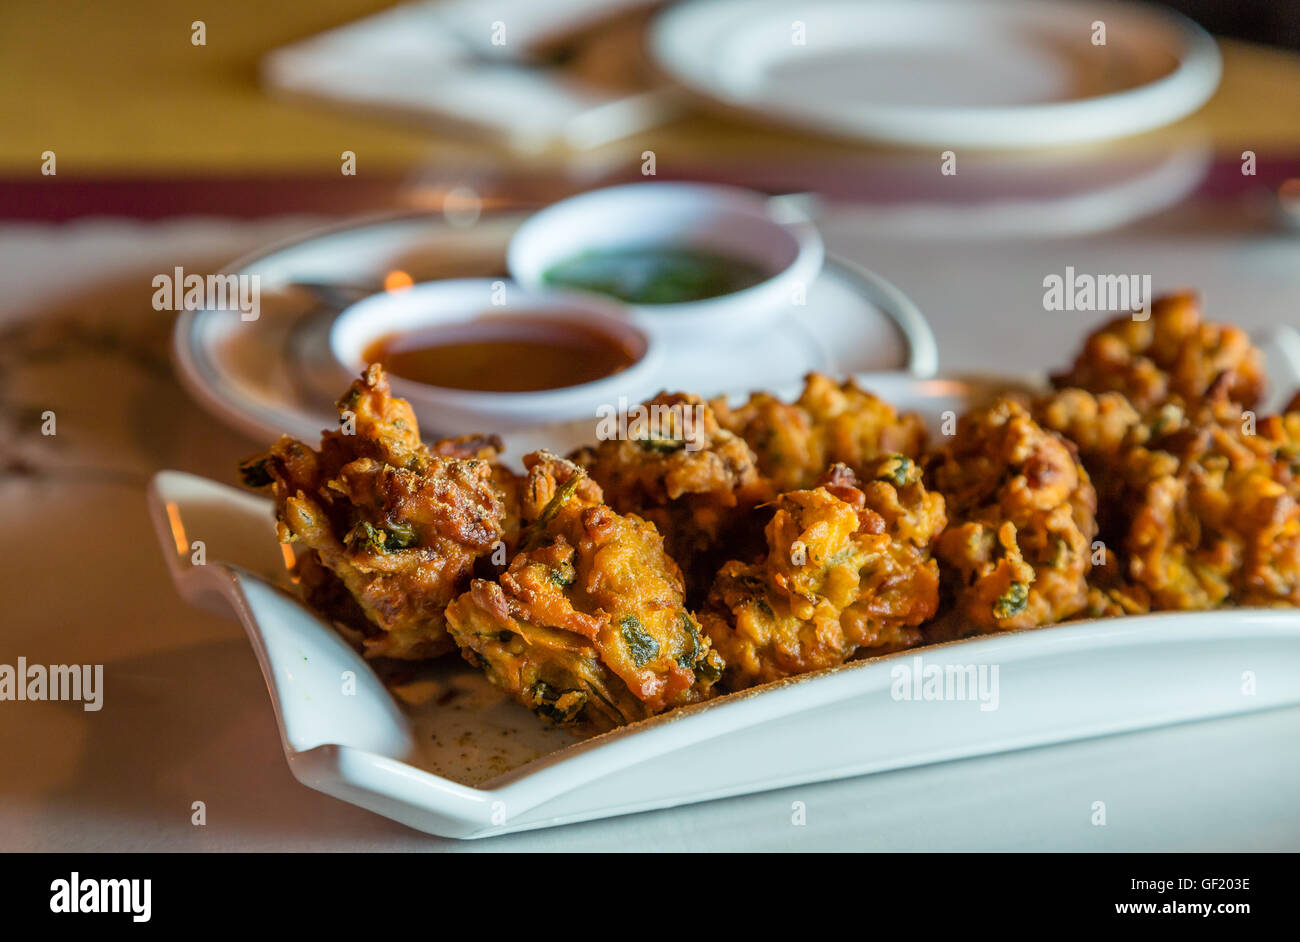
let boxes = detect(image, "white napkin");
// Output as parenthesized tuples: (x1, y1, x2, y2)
(261, 0, 677, 151)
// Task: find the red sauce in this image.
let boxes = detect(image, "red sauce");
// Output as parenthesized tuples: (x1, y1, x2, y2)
(363, 315, 639, 393)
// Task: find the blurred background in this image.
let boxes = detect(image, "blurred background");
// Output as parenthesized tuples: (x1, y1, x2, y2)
(5, 0, 1299, 372)
(1170, 0, 1300, 48)
(1, 0, 1297, 216)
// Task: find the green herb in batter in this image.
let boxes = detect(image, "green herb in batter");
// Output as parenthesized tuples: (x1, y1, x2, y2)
(620, 615, 660, 667)
(993, 582, 1030, 619)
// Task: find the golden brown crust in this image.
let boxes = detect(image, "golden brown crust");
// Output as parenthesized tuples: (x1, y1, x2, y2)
(1082, 547, 1152, 617)
(571, 392, 771, 597)
(425, 432, 524, 553)
(711, 372, 927, 492)
(1050, 291, 1266, 414)
(445, 452, 724, 734)
(1038, 385, 1300, 611)
(1034, 387, 1142, 461)
(700, 459, 945, 688)
(240, 365, 506, 659)
(1122, 406, 1290, 609)
(928, 398, 1098, 633)
(237, 308, 1300, 735)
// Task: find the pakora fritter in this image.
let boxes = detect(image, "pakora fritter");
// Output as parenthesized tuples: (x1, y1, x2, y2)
(233, 286, 1300, 739)
(444, 451, 724, 734)
(711, 372, 927, 492)
(1118, 407, 1299, 609)
(1038, 388, 1300, 610)
(1082, 546, 1152, 618)
(1050, 291, 1266, 414)
(928, 398, 1099, 633)
(699, 458, 945, 688)
(571, 392, 771, 596)
(239, 365, 507, 659)
(427, 432, 525, 553)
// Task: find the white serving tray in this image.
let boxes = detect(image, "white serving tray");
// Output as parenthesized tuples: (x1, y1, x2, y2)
(148, 371, 1300, 839)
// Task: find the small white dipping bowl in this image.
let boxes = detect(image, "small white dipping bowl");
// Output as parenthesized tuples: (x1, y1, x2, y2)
(328, 278, 663, 436)
(506, 182, 824, 341)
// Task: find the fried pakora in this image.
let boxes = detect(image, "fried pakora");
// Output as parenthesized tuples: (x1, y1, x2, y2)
(1038, 388, 1300, 610)
(1050, 291, 1266, 414)
(428, 432, 525, 552)
(699, 458, 945, 688)
(444, 451, 724, 734)
(240, 365, 507, 659)
(928, 398, 1098, 633)
(571, 392, 771, 596)
(1082, 547, 1152, 617)
(233, 284, 1300, 737)
(711, 372, 927, 492)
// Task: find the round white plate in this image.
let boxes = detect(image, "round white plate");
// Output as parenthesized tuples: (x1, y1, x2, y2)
(173, 211, 936, 443)
(650, 0, 1222, 148)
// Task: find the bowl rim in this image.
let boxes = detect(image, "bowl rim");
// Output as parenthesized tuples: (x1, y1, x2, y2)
(326, 277, 663, 407)
(505, 181, 825, 315)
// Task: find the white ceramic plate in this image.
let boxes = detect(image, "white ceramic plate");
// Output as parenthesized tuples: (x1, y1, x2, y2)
(148, 369, 1300, 839)
(173, 212, 936, 444)
(650, 0, 1222, 148)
